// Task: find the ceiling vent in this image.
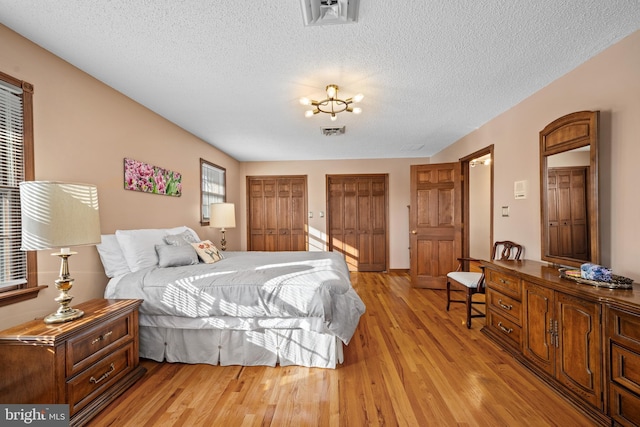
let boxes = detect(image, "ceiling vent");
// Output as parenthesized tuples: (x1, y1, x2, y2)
(321, 126, 345, 136)
(300, 0, 359, 26)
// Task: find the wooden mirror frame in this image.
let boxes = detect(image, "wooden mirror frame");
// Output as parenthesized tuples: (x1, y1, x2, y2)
(540, 111, 599, 267)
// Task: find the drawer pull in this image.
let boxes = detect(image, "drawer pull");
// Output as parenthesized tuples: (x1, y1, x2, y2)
(497, 322, 513, 334)
(92, 330, 113, 345)
(498, 299, 513, 310)
(90, 363, 115, 385)
(499, 279, 508, 284)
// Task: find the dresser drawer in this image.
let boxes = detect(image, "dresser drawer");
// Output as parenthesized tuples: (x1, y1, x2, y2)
(608, 308, 640, 351)
(611, 343, 640, 396)
(609, 383, 640, 427)
(67, 343, 135, 416)
(66, 311, 135, 376)
(487, 290, 522, 325)
(486, 310, 521, 350)
(486, 270, 521, 299)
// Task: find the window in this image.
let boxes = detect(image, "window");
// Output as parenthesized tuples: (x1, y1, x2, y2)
(200, 159, 226, 225)
(0, 71, 42, 307)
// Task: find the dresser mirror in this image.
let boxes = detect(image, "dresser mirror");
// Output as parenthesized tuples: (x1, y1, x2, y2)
(539, 111, 599, 267)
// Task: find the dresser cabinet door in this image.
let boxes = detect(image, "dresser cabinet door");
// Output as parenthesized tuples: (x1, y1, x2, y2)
(523, 281, 555, 376)
(556, 293, 603, 409)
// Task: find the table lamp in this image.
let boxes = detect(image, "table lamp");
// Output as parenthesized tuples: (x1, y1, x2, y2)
(20, 181, 101, 324)
(209, 202, 235, 250)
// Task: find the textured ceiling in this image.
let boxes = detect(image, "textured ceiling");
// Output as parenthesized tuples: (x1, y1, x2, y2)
(1, 1, 640, 161)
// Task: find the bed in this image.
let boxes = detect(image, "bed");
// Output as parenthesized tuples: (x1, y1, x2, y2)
(97, 226, 366, 368)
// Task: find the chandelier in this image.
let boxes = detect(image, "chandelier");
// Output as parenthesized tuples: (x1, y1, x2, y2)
(300, 84, 363, 121)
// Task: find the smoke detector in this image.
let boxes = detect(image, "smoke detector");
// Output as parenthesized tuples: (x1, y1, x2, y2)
(300, 0, 359, 26)
(321, 126, 346, 136)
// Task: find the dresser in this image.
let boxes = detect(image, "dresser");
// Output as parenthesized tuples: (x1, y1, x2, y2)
(0, 299, 146, 427)
(482, 260, 640, 427)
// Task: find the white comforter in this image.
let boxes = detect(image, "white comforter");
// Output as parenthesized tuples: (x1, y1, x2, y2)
(104, 251, 365, 344)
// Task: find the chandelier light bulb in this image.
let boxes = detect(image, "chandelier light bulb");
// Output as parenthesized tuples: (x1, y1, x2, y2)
(330, 114, 337, 121)
(300, 97, 311, 106)
(326, 85, 337, 99)
(352, 107, 362, 114)
(305, 110, 315, 118)
(353, 93, 364, 103)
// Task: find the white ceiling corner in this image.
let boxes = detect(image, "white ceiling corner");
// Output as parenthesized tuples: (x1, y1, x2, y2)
(0, 1, 639, 162)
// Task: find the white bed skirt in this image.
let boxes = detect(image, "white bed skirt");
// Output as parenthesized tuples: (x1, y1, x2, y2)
(139, 326, 345, 369)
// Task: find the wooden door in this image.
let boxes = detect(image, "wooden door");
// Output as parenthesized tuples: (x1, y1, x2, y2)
(276, 178, 307, 251)
(327, 175, 387, 272)
(409, 163, 461, 288)
(523, 281, 555, 376)
(547, 167, 589, 260)
(555, 292, 603, 409)
(247, 175, 307, 251)
(328, 177, 358, 267)
(249, 178, 277, 251)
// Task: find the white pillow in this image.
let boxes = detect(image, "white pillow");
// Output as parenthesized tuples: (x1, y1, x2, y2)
(96, 234, 131, 278)
(115, 226, 199, 272)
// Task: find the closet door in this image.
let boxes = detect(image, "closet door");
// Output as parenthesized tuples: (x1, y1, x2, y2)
(327, 175, 387, 272)
(277, 177, 306, 251)
(247, 176, 307, 251)
(328, 177, 358, 265)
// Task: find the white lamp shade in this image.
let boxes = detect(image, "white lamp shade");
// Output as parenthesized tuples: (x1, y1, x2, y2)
(20, 181, 101, 251)
(209, 202, 236, 229)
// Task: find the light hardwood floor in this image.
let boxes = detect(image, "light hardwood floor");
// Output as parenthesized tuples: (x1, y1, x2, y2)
(89, 272, 597, 426)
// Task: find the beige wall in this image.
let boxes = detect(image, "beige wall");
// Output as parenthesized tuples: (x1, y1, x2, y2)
(0, 25, 241, 327)
(431, 30, 640, 281)
(240, 158, 429, 268)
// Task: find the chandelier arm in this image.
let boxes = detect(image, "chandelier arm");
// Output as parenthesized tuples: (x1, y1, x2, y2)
(316, 98, 351, 114)
(302, 85, 361, 118)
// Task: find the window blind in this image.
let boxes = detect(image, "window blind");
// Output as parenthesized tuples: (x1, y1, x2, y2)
(0, 80, 26, 290)
(201, 161, 226, 221)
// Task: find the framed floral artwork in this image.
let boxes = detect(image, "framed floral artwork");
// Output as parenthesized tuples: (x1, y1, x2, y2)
(124, 158, 182, 196)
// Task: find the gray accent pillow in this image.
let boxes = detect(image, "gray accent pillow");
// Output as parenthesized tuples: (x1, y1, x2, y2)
(164, 230, 199, 246)
(155, 244, 199, 268)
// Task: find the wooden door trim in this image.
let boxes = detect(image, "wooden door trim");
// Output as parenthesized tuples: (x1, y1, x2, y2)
(459, 145, 494, 259)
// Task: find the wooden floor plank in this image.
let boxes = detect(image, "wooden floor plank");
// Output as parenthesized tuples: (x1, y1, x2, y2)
(89, 271, 597, 426)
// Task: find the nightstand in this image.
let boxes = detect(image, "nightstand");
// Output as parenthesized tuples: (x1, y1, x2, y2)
(0, 299, 146, 427)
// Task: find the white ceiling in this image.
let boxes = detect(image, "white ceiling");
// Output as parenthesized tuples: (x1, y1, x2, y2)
(1, 1, 640, 162)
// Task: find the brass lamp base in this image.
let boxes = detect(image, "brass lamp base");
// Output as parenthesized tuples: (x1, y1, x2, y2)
(44, 250, 84, 324)
(220, 229, 227, 251)
(44, 307, 84, 324)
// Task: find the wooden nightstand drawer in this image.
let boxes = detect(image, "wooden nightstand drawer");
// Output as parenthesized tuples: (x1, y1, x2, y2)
(487, 291, 522, 325)
(67, 311, 134, 376)
(486, 270, 520, 299)
(67, 343, 135, 416)
(486, 310, 521, 350)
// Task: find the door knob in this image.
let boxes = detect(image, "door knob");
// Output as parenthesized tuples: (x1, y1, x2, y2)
(411, 230, 417, 234)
